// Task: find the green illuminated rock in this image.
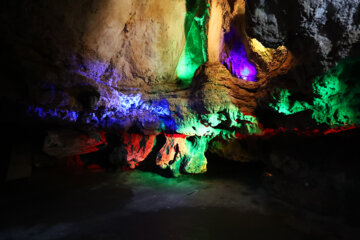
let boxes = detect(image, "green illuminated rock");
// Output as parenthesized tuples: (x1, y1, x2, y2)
(269, 89, 311, 116)
(312, 59, 360, 126)
(156, 135, 210, 176)
(270, 58, 360, 127)
(175, 0, 210, 86)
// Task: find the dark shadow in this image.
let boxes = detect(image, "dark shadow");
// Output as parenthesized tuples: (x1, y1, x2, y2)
(137, 134, 173, 178)
(55, 207, 318, 240)
(205, 151, 265, 188)
(0, 168, 133, 228)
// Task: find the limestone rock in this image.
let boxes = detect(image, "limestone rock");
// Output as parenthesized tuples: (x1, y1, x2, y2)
(191, 62, 260, 115)
(2, 0, 359, 177)
(1, 0, 292, 138)
(122, 133, 156, 169)
(245, 0, 360, 79)
(1, 0, 187, 108)
(43, 130, 107, 158)
(156, 135, 208, 176)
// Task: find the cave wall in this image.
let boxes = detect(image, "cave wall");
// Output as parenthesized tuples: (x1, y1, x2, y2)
(1, 0, 187, 107)
(246, 0, 360, 89)
(1, 0, 360, 219)
(1, 0, 359, 180)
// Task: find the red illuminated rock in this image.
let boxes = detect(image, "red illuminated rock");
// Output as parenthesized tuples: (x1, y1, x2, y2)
(156, 136, 187, 176)
(43, 130, 107, 158)
(156, 135, 208, 176)
(122, 133, 156, 169)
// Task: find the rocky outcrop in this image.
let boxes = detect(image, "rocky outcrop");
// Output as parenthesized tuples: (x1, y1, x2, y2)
(122, 133, 156, 169)
(1, 0, 187, 109)
(156, 134, 209, 176)
(1, 0, 293, 138)
(192, 62, 259, 114)
(1, 0, 360, 179)
(43, 130, 107, 158)
(245, 0, 360, 84)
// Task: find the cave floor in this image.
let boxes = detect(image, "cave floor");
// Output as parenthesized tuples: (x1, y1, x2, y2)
(0, 165, 359, 240)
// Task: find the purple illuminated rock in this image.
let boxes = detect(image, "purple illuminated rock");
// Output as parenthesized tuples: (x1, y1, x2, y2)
(222, 30, 257, 81)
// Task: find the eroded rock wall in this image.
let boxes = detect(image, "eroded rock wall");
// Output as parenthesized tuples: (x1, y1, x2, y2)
(156, 134, 208, 176)
(1, 0, 359, 178)
(246, 0, 360, 86)
(1, 0, 187, 107)
(123, 133, 156, 169)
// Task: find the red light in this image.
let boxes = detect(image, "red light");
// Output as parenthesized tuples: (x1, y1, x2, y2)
(164, 133, 187, 138)
(87, 164, 101, 170)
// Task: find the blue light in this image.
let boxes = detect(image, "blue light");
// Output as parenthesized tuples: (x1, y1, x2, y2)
(28, 60, 178, 131)
(28, 94, 176, 132)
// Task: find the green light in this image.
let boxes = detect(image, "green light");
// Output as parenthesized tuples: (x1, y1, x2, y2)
(177, 104, 261, 138)
(175, 0, 210, 86)
(312, 58, 360, 126)
(270, 58, 360, 127)
(172, 105, 261, 176)
(269, 89, 310, 115)
(183, 136, 209, 174)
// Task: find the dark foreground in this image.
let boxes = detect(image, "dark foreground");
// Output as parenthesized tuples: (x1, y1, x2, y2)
(0, 166, 359, 240)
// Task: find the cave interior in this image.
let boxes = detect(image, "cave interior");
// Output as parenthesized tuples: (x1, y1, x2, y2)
(1, 0, 360, 239)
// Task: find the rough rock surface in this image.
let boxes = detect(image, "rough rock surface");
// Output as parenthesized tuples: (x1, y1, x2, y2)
(43, 130, 107, 158)
(1, 0, 186, 108)
(0, 0, 292, 139)
(1, 0, 359, 179)
(192, 62, 260, 114)
(122, 133, 156, 169)
(156, 135, 208, 176)
(246, 0, 360, 83)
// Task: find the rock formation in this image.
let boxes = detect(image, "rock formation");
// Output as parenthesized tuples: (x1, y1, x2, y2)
(1, 0, 359, 181)
(43, 130, 107, 158)
(246, 0, 360, 87)
(123, 133, 156, 169)
(2, 0, 360, 219)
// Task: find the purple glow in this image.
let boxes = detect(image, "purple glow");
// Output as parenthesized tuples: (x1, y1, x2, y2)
(27, 94, 176, 132)
(222, 31, 257, 82)
(32, 60, 178, 132)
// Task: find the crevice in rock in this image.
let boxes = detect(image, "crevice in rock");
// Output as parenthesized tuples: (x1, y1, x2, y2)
(137, 134, 170, 177)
